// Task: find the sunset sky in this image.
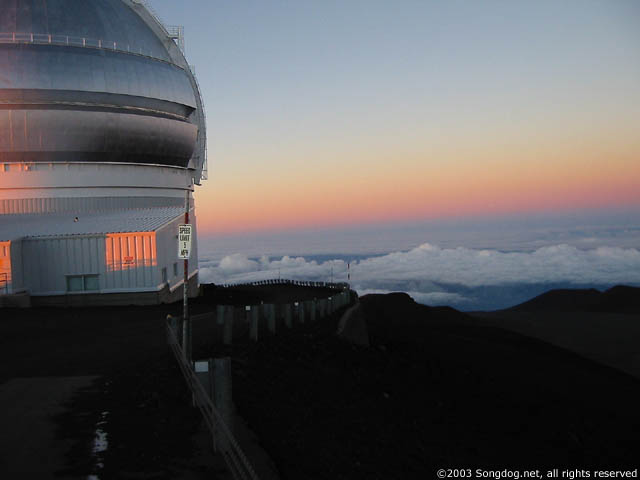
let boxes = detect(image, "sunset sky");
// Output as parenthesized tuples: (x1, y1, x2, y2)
(148, 0, 640, 235)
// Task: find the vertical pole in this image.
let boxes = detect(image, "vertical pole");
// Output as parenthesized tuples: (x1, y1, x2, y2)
(182, 188, 190, 364)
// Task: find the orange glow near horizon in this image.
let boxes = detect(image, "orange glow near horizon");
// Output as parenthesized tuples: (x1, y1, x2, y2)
(194, 139, 640, 234)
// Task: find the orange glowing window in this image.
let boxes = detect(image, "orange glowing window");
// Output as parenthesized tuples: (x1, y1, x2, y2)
(105, 232, 157, 272)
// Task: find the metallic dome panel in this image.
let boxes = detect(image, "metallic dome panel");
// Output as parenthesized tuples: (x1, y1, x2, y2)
(0, 0, 203, 169)
(0, 0, 171, 61)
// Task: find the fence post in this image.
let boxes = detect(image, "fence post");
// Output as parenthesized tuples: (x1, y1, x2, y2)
(310, 299, 317, 322)
(266, 304, 276, 333)
(223, 306, 234, 345)
(194, 359, 212, 408)
(216, 305, 225, 326)
(284, 303, 292, 328)
(250, 306, 259, 342)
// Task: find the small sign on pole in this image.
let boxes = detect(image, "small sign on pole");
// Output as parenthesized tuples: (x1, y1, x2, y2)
(178, 224, 192, 259)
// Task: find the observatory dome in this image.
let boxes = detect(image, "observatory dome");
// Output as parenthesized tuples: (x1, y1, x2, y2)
(0, 0, 206, 305)
(0, 0, 204, 170)
(0, 0, 172, 60)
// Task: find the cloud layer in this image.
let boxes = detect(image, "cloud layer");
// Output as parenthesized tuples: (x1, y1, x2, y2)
(199, 243, 640, 310)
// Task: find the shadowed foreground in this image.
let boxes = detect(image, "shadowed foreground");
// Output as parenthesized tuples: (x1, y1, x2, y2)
(226, 292, 640, 479)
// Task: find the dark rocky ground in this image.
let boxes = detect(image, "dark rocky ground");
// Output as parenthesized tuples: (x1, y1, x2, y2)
(1, 284, 639, 479)
(0, 303, 221, 479)
(0, 283, 336, 478)
(215, 291, 640, 479)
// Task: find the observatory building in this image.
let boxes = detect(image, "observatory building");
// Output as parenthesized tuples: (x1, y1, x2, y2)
(0, 0, 207, 306)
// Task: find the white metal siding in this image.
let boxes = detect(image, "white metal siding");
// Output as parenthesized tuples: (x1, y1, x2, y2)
(23, 236, 105, 295)
(9, 240, 24, 293)
(22, 232, 164, 296)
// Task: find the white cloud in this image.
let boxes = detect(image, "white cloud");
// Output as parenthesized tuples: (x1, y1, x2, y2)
(218, 254, 259, 274)
(199, 243, 640, 310)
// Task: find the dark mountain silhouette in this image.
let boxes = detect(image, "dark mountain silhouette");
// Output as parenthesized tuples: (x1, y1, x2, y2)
(596, 285, 640, 313)
(508, 285, 640, 313)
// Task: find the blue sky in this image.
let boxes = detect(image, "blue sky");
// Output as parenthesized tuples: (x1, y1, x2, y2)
(147, 1, 640, 308)
(148, 0, 640, 234)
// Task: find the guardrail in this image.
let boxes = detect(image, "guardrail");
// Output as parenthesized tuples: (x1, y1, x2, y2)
(0, 32, 171, 64)
(166, 319, 260, 480)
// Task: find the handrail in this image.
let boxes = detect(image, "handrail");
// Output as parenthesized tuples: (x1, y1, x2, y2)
(166, 320, 260, 480)
(0, 32, 174, 65)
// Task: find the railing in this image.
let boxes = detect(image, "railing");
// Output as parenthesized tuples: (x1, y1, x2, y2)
(192, 288, 355, 344)
(134, 0, 185, 53)
(166, 320, 260, 480)
(189, 64, 208, 182)
(218, 279, 350, 290)
(0, 32, 171, 64)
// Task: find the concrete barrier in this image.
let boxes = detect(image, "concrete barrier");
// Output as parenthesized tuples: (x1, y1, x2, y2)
(250, 306, 259, 342)
(213, 357, 234, 448)
(223, 306, 234, 345)
(265, 304, 276, 334)
(309, 299, 317, 323)
(284, 303, 293, 328)
(197, 289, 356, 345)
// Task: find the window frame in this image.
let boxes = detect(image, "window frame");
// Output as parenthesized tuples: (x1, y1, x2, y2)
(66, 274, 100, 293)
